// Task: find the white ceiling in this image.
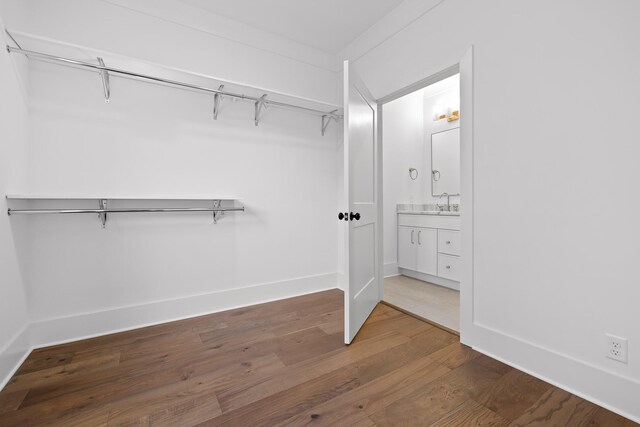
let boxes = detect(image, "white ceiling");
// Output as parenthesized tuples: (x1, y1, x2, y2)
(179, 0, 406, 54)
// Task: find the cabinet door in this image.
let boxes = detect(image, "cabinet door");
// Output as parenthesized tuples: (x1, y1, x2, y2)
(416, 227, 438, 276)
(397, 226, 416, 271)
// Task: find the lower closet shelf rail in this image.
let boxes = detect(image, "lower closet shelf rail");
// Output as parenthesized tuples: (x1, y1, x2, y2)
(7, 204, 245, 228)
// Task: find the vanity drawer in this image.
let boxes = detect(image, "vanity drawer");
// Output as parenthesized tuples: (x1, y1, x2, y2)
(438, 254, 460, 282)
(438, 229, 460, 256)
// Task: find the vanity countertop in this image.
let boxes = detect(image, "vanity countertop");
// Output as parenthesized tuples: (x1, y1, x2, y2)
(397, 203, 460, 216)
(397, 210, 459, 216)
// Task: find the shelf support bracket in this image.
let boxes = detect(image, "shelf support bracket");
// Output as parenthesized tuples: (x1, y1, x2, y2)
(213, 85, 224, 120)
(97, 57, 110, 103)
(321, 110, 338, 136)
(212, 199, 222, 224)
(254, 94, 267, 126)
(98, 199, 107, 228)
(5, 30, 22, 51)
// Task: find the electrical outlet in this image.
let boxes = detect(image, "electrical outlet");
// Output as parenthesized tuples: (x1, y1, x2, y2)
(606, 334, 628, 363)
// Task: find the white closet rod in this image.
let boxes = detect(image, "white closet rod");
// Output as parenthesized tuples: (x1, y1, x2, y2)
(7, 207, 245, 215)
(7, 201, 245, 227)
(5, 45, 342, 133)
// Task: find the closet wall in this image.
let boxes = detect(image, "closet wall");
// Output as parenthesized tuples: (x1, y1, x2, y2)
(0, 11, 31, 384)
(21, 61, 340, 346)
(1, 0, 343, 357)
(10, 0, 342, 105)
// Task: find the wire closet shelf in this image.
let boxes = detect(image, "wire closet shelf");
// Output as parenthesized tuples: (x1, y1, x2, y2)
(5, 39, 342, 135)
(6, 197, 245, 228)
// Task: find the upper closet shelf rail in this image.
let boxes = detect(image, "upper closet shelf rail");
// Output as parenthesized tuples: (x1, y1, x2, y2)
(5, 45, 342, 135)
(6, 196, 244, 228)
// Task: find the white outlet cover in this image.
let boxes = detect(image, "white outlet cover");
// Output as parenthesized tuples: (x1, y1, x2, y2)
(606, 333, 628, 363)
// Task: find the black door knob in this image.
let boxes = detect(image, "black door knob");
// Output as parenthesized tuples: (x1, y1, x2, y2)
(338, 212, 349, 221)
(350, 212, 361, 221)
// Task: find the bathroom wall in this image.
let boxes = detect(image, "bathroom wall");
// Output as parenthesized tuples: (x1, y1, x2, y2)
(349, 0, 640, 420)
(0, 10, 31, 387)
(382, 89, 424, 276)
(422, 74, 460, 204)
(382, 75, 459, 277)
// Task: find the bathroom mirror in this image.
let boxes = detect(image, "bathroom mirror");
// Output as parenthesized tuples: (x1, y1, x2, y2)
(431, 127, 460, 196)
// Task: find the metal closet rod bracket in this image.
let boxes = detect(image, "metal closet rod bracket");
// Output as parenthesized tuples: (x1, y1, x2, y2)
(322, 110, 338, 136)
(98, 199, 107, 228)
(4, 30, 22, 52)
(212, 200, 222, 224)
(97, 58, 110, 103)
(213, 85, 224, 120)
(254, 94, 267, 126)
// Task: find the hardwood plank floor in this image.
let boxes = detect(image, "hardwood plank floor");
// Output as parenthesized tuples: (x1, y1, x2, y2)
(0, 289, 636, 426)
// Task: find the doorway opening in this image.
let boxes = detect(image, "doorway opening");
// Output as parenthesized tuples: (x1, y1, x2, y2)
(380, 72, 462, 334)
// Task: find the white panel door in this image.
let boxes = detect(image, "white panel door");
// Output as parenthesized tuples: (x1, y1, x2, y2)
(343, 60, 380, 344)
(416, 227, 438, 276)
(397, 227, 416, 270)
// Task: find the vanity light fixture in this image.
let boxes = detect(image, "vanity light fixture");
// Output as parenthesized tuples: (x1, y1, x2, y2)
(434, 109, 460, 122)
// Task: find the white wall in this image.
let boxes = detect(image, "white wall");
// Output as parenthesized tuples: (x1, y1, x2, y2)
(7, 0, 341, 106)
(0, 0, 343, 352)
(12, 58, 340, 345)
(423, 74, 460, 204)
(0, 12, 31, 387)
(349, 0, 640, 420)
(382, 89, 424, 275)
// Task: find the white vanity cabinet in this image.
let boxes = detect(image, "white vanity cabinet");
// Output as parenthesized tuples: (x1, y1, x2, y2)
(397, 226, 438, 275)
(397, 213, 461, 289)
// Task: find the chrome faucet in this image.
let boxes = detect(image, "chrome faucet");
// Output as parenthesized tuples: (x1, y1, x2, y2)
(438, 192, 450, 212)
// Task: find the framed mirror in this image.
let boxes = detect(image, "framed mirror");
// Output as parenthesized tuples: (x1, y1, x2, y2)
(431, 127, 460, 196)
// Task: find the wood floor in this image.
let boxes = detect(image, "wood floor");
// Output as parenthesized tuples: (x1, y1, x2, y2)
(0, 290, 636, 426)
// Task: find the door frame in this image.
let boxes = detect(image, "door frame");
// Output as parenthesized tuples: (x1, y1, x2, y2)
(374, 47, 474, 344)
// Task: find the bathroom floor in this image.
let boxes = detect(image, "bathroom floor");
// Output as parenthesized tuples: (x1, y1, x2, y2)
(383, 275, 460, 333)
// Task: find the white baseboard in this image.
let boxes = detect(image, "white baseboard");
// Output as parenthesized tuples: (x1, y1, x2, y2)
(383, 262, 399, 278)
(29, 272, 339, 350)
(469, 322, 640, 424)
(0, 324, 31, 390)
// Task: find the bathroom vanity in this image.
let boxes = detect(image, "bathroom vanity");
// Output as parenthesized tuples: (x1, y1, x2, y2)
(397, 205, 460, 290)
